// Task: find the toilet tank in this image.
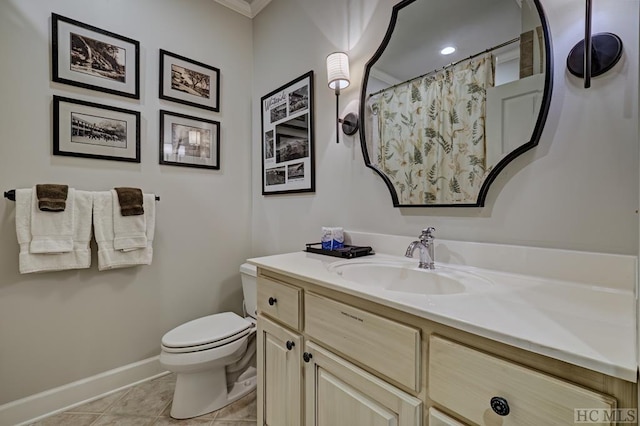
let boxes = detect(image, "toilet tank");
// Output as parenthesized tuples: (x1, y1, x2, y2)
(240, 263, 257, 319)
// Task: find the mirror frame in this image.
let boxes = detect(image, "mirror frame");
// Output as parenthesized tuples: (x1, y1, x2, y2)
(359, 0, 554, 207)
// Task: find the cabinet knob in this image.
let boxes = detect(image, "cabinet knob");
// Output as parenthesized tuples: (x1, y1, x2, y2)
(286, 341, 295, 351)
(490, 396, 510, 416)
(303, 352, 313, 363)
(268, 297, 277, 306)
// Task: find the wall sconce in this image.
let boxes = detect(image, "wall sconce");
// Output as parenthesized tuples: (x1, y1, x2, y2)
(326, 52, 359, 143)
(566, 0, 623, 88)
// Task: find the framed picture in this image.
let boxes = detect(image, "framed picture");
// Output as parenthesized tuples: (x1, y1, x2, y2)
(159, 50, 220, 112)
(159, 110, 220, 170)
(51, 13, 140, 99)
(261, 71, 315, 195)
(53, 95, 140, 163)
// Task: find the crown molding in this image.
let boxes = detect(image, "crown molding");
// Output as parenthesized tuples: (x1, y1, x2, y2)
(249, 0, 272, 17)
(214, 0, 272, 18)
(370, 69, 402, 86)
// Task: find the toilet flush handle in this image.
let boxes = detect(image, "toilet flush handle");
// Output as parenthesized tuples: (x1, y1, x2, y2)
(268, 297, 277, 306)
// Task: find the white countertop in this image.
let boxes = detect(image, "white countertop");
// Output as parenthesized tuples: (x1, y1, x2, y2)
(248, 250, 637, 382)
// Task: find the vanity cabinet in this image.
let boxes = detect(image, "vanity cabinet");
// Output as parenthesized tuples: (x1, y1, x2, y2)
(257, 273, 422, 426)
(256, 268, 636, 426)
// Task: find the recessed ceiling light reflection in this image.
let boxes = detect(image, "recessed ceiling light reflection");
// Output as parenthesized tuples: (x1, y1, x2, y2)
(440, 46, 456, 55)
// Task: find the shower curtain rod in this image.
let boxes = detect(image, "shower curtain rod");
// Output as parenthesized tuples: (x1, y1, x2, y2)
(3, 189, 160, 202)
(369, 36, 520, 97)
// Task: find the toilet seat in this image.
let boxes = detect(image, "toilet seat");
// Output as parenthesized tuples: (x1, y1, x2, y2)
(162, 312, 252, 354)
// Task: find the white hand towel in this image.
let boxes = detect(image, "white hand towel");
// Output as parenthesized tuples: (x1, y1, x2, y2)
(93, 192, 156, 271)
(15, 189, 92, 274)
(112, 189, 147, 252)
(29, 187, 74, 253)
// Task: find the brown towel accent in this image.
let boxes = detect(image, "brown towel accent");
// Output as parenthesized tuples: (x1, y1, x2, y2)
(35, 184, 69, 212)
(114, 187, 144, 216)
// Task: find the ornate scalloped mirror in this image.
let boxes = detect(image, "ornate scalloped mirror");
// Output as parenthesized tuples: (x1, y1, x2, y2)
(359, 0, 553, 207)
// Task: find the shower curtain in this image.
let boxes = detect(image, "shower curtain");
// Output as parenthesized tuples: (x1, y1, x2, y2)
(368, 54, 494, 204)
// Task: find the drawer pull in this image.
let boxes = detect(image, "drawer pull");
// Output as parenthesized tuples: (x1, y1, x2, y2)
(268, 297, 277, 306)
(286, 341, 295, 351)
(490, 397, 510, 416)
(303, 352, 313, 363)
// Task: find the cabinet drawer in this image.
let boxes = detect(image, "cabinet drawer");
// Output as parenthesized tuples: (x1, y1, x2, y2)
(428, 408, 468, 426)
(429, 336, 617, 426)
(257, 276, 301, 330)
(305, 292, 420, 391)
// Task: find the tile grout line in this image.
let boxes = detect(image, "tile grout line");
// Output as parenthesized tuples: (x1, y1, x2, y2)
(87, 412, 105, 426)
(153, 398, 173, 424)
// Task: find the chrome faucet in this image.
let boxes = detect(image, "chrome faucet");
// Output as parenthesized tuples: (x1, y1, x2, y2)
(405, 227, 436, 269)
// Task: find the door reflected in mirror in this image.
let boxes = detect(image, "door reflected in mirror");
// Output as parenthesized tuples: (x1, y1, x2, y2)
(360, 0, 552, 207)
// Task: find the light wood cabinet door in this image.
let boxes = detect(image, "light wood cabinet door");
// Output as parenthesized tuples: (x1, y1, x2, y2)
(304, 341, 422, 426)
(257, 315, 302, 426)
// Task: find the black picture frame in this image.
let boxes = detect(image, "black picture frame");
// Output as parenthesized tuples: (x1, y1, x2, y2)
(159, 110, 220, 170)
(51, 13, 140, 99)
(53, 95, 141, 163)
(159, 50, 220, 112)
(261, 71, 315, 195)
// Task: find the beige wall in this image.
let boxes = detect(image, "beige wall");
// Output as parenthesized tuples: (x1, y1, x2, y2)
(251, 0, 639, 256)
(0, 0, 253, 404)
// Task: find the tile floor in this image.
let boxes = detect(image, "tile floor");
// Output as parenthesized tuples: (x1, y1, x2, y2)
(28, 374, 257, 426)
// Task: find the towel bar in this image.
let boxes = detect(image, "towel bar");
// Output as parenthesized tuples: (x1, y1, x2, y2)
(4, 190, 160, 202)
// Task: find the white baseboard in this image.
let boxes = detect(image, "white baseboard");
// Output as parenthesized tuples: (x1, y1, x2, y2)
(0, 356, 167, 426)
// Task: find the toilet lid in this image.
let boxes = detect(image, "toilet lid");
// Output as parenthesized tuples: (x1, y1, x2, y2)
(162, 312, 252, 350)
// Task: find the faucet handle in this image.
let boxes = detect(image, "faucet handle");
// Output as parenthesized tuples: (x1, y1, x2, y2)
(419, 226, 436, 241)
(420, 227, 436, 239)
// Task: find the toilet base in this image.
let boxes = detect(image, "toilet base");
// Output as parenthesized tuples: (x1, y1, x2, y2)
(170, 366, 257, 419)
(227, 366, 257, 403)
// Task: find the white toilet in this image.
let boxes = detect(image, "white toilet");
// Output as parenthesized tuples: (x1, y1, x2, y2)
(160, 263, 258, 419)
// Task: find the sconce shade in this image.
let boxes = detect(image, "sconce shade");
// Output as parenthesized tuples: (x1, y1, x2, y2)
(327, 52, 350, 90)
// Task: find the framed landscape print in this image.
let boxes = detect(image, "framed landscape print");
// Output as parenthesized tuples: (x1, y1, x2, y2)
(159, 50, 220, 112)
(261, 71, 315, 195)
(52, 13, 140, 99)
(159, 110, 220, 170)
(53, 96, 140, 162)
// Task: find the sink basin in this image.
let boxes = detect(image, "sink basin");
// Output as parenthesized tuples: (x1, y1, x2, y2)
(328, 259, 492, 295)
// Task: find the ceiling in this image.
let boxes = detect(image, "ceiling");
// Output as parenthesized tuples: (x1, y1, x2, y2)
(216, 0, 523, 20)
(214, 0, 272, 18)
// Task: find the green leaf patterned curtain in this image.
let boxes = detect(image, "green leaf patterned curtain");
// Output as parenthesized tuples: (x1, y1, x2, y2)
(368, 54, 494, 204)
